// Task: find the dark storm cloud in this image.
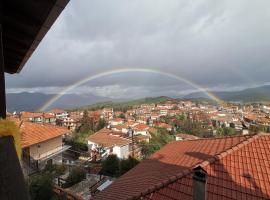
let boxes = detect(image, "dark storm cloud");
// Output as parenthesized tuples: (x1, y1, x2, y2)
(5, 0, 270, 98)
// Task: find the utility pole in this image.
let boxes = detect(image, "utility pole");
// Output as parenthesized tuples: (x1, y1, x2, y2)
(128, 126, 135, 157)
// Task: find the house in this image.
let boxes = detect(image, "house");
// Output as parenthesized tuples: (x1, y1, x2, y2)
(133, 123, 150, 136)
(155, 122, 172, 131)
(109, 118, 125, 126)
(43, 113, 57, 125)
(111, 124, 129, 134)
(20, 112, 43, 123)
(88, 110, 102, 124)
(20, 122, 71, 175)
(20, 111, 56, 125)
(134, 135, 150, 143)
(92, 134, 270, 200)
(49, 108, 68, 119)
(61, 117, 80, 131)
(101, 108, 114, 121)
(160, 109, 168, 116)
(87, 128, 131, 159)
(175, 133, 199, 141)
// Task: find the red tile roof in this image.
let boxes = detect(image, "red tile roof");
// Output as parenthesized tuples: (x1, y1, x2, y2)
(20, 122, 70, 148)
(49, 108, 66, 114)
(20, 111, 43, 120)
(155, 122, 172, 129)
(134, 123, 149, 131)
(175, 133, 199, 140)
(93, 134, 270, 200)
(88, 128, 131, 148)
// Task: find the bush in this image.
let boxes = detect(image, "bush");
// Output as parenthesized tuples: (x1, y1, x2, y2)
(216, 127, 236, 136)
(140, 129, 174, 158)
(119, 156, 140, 175)
(64, 167, 86, 188)
(101, 155, 119, 176)
(29, 173, 54, 200)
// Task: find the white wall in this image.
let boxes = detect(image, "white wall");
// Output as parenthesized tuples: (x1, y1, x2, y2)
(113, 144, 129, 159)
(88, 140, 129, 159)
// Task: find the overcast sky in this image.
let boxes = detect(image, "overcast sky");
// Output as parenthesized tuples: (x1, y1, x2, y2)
(5, 0, 270, 99)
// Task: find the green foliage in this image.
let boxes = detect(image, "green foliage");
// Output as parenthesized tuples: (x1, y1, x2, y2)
(96, 118, 107, 131)
(119, 156, 140, 175)
(177, 119, 210, 137)
(77, 96, 172, 111)
(64, 167, 86, 188)
(118, 113, 126, 119)
(101, 155, 120, 177)
(160, 115, 170, 123)
(78, 110, 93, 133)
(65, 139, 88, 154)
(140, 129, 174, 158)
(216, 127, 236, 136)
(43, 164, 67, 178)
(29, 173, 54, 200)
(176, 114, 186, 121)
(100, 155, 140, 177)
(249, 124, 267, 133)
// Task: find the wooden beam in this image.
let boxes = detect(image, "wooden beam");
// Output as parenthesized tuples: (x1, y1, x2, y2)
(0, 136, 29, 200)
(0, 24, 6, 119)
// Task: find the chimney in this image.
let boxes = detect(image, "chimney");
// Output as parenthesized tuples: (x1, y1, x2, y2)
(192, 166, 208, 200)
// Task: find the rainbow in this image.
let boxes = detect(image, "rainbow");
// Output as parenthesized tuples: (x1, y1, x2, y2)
(39, 68, 222, 111)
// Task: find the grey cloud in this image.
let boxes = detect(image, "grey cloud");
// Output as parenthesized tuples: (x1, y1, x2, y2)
(5, 0, 270, 97)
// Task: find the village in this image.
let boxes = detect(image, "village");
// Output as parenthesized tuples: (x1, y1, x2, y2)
(6, 99, 270, 199)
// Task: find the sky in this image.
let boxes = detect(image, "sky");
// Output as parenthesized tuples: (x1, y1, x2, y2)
(5, 0, 270, 99)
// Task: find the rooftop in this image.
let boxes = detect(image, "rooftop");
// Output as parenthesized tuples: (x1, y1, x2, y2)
(93, 134, 270, 200)
(20, 122, 70, 148)
(88, 128, 131, 148)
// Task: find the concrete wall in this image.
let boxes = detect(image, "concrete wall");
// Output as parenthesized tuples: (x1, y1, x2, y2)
(29, 136, 62, 160)
(113, 144, 129, 159)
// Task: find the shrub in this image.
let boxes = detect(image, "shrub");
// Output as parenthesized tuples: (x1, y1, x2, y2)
(101, 155, 119, 176)
(119, 156, 140, 175)
(64, 167, 86, 188)
(29, 173, 54, 200)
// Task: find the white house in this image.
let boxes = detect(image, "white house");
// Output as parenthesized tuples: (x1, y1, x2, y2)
(109, 118, 124, 126)
(87, 128, 131, 159)
(49, 108, 68, 119)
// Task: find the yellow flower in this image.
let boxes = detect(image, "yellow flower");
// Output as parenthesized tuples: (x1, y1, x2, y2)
(0, 119, 21, 158)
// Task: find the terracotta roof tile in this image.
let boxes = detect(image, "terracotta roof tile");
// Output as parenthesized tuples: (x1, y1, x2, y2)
(134, 124, 149, 131)
(88, 128, 131, 148)
(93, 134, 270, 200)
(20, 122, 70, 148)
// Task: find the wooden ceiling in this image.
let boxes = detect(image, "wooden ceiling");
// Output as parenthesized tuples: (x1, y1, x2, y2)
(2, 0, 69, 74)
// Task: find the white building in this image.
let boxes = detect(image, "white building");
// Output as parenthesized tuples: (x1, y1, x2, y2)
(87, 128, 131, 159)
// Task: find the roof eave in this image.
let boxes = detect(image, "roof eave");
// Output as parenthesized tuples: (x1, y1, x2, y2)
(9, 0, 69, 74)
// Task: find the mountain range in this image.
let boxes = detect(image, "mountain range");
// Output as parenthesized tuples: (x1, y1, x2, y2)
(6, 85, 270, 112)
(6, 92, 112, 112)
(183, 85, 270, 103)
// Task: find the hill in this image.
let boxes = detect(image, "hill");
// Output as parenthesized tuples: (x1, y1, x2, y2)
(184, 85, 270, 103)
(6, 92, 112, 112)
(77, 96, 172, 111)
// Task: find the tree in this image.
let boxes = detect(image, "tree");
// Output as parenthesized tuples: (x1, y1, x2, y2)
(97, 118, 106, 131)
(216, 127, 236, 136)
(78, 110, 93, 133)
(64, 167, 86, 188)
(119, 156, 140, 175)
(140, 129, 174, 158)
(118, 113, 126, 119)
(29, 173, 54, 200)
(177, 119, 210, 137)
(249, 124, 265, 133)
(176, 114, 186, 121)
(101, 155, 119, 176)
